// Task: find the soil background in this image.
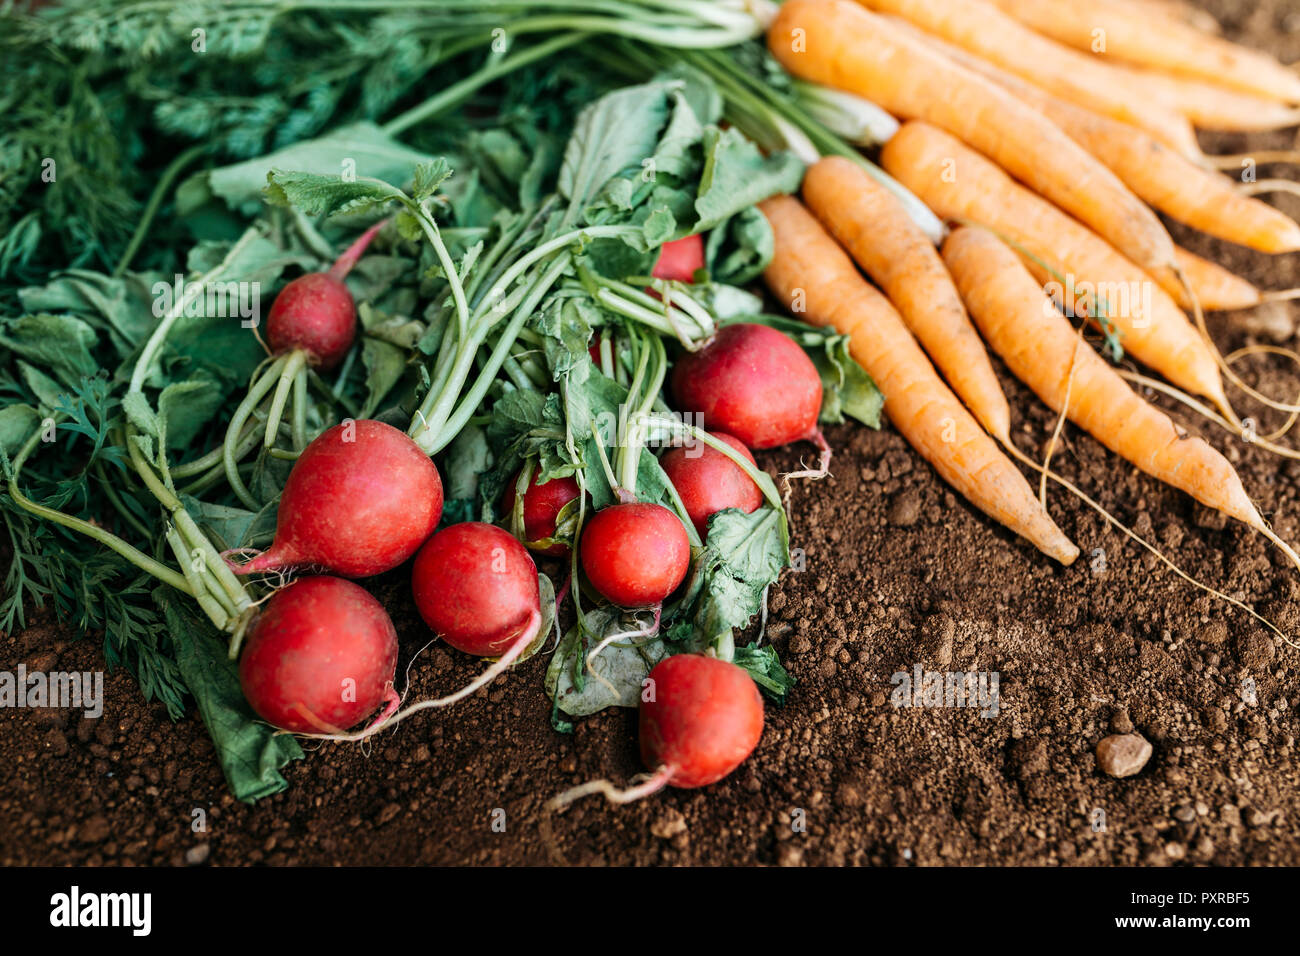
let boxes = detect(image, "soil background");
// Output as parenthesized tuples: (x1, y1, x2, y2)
(6, 0, 1300, 867)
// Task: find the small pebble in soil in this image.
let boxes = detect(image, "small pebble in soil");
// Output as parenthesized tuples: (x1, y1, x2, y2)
(1239, 631, 1276, 669)
(1096, 733, 1153, 778)
(777, 844, 804, 867)
(920, 614, 955, 669)
(650, 811, 687, 840)
(185, 843, 210, 866)
(77, 815, 112, 843)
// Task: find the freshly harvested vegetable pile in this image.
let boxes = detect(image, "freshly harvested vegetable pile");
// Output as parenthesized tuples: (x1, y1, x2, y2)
(1, 3, 884, 802)
(4, 0, 1300, 817)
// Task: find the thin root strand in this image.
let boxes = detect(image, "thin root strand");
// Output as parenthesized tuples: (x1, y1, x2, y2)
(289, 609, 542, 742)
(1004, 442, 1298, 651)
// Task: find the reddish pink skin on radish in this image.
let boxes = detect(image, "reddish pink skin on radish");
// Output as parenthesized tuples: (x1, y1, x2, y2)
(238, 420, 442, 578)
(593, 238, 700, 361)
(265, 272, 356, 370)
(239, 576, 398, 734)
(579, 503, 690, 609)
(503, 470, 581, 557)
(652, 234, 706, 283)
(660, 432, 763, 539)
(670, 323, 822, 450)
(412, 522, 541, 657)
(640, 655, 764, 788)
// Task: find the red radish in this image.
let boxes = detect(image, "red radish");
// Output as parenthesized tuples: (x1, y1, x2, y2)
(543, 655, 764, 829)
(264, 219, 386, 369)
(660, 432, 763, 538)
(238, 576, 398, 734)
(503, 470, 581, 557)
(412, 522, 541, 657)
(671, 323, 822, 450)
(639, 655, 764, 787)
(651, 234, 706, 283)
(292, 523, 543, 743)
(231, 419, 442, 578)
(580, 502, 690, 608)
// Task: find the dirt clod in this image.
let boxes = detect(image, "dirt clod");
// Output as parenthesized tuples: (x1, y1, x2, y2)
(887, 489, 922, 527)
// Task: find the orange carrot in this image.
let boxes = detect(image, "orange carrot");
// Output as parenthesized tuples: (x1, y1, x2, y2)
(986, 0, 1300, 103)
(1122, 0, 1222, 34)
(757, 194, 1079, 565)
(1172, 246, 1266, 312)
(879, 120, 1228, 414)
(766, 0, 1179, 274)
(846, 0, 1201, 156)
(1111, 62, 1300, 131)
(942, 224, 1267, 532)
(800, 156, 1010, 441)
(894, 21, 1300, 254)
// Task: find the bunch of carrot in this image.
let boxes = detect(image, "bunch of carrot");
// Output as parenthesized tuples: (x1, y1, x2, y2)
(756, 0, 1300, 630)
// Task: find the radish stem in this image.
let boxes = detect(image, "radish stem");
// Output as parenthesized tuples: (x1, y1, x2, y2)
(224, 354, 289, 509)
(264, 349, 307, 450)
(291, 363, 309, 452)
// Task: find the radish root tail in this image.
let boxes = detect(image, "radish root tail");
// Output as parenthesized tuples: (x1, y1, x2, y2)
(781, 427, 833, 505)
(586, 605, 662, 698)
(290, 608, 542, 742)
(540, 765, 675, 865)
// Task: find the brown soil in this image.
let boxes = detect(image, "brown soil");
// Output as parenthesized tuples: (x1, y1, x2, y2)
(5, 0, 1300, 867)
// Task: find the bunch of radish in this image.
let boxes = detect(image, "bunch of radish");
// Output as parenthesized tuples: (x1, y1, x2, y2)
(232, 422, 549, 736)
(559, 423, 775, 809)
(231, 233, 823, 798)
